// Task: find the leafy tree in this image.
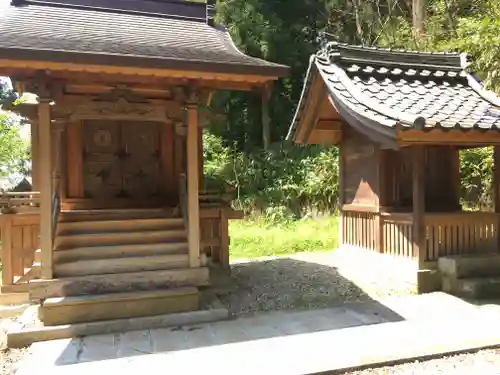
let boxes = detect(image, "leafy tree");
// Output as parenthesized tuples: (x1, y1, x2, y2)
(0, 111, 28, 178)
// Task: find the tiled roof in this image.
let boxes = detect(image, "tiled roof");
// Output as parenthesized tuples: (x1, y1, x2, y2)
(0, 1, 288, 77)
(288, 42, 500, 146)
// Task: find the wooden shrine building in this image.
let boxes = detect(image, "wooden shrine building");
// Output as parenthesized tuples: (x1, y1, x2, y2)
(0, 0, 287, 328)
(288, 42, 500, 294)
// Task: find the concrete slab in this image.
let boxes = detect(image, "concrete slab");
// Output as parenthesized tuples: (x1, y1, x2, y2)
(16, 292, 500, 375)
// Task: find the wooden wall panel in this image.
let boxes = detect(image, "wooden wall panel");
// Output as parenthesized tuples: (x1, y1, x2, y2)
(381, 146, 458, 211)
(342, 128, 380, 207)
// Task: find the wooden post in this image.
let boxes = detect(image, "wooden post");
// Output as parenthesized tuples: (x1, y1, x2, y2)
(220, 209, 229, 269)
(186, 101, 201, 268)
(338, 143, 345, 248)
(31, 120, 40, 191)
(493, 146, 500, 249)
(412, 145, 426, 269)
(261, 82, 272, 150)
(1, 216, 13, 286)
(39, 98, 53, 279)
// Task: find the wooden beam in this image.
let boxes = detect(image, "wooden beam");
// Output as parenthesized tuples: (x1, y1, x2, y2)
(398, 129, 500, 146)
(261, 82, 272, 150)
(0, 59, 275, 88)
(39, 98, 54, 279)
(412, 146, 426, 271)
(186, 99, 201, 269)
(31, 120, 39, 191)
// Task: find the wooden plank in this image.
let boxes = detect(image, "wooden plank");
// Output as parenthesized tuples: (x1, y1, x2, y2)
(41, 288, 199, 326)
(39, 99, 54, 279)
(186, 101, 200, 269)
(66, 121, 84, 198)
(412, 146, 426, 268)
(1, 217, 13, 286)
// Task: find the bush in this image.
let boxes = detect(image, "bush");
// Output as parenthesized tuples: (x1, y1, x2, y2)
(203, 132, 339, 217)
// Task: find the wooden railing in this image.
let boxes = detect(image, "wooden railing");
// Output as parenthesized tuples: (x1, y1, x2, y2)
(0, 213, 40, 286)
(381, 213, 415, 258)
(342, 209, 500, 262)
(424, 212, 498, 261)
(51, 187, 61, 243)
(0, 192, 40, 213)
(342, 210, 378, 251)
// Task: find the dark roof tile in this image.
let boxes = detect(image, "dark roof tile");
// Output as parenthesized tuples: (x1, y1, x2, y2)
(288, 41, 500, 144)
(0, 2, 288, 77)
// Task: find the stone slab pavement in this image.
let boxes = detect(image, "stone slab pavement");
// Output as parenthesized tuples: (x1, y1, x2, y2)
(16, 292, 500, 375)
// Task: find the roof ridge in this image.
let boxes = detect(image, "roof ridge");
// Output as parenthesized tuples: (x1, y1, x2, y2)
(12, 0, 209, 22)
(324, 41, 468, 72)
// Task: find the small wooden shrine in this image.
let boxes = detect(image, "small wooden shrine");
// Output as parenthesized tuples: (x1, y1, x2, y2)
(288, 41, 500, 293)
(0, 0, 287, 330)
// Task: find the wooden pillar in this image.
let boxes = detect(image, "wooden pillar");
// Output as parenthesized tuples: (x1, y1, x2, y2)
(261, 83, 272, 150)
(412, 145, 426, 269)
(338, 143, 345, 247)
(493, 146, 500, 249)
(31, 120, 40, 191)
(39, 98, 53, 279)
(198, 130, 204, 191)
(186, 101, 201, 268)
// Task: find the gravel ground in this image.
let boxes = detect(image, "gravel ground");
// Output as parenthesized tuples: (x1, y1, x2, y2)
(342, 349, 500, 375)
(217, 247, 418, 316)
(0, 348, 29, 375)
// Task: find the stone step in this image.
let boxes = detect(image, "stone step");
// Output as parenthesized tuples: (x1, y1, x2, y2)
(443, 275, 500, 299)
(53, 242, 188, 263)
(40, 287, 200, 326)
(54, 254, 189, 277)
(57, 217, 183, 235)
(55, 229, 186, 250)
(29, 267, 209, 299)
(438, 253, 500, 279)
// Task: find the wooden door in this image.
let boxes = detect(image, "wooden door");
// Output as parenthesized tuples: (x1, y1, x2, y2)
(82, 120, 163, 207)
(121, 122, 162, 200)
(83, 121, 122, 201)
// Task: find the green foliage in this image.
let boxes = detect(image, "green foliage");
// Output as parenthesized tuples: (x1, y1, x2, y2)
(0, 111, 28, 178)
(460, 147, 493, 211)
(229, 216, 339, 259)
(203, 132, 339, 218)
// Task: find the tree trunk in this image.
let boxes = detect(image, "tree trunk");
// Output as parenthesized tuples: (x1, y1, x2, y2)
(412, 0, 425, 38)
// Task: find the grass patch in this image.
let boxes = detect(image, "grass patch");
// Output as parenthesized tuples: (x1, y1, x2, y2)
(229, 216, 338, 260)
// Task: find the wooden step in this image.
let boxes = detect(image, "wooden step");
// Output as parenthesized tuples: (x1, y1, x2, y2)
(59, 208, 178, 223)
(55, 229, 186, 250)
(54, 242, 188, 263)
(57, 217, 183, 235)
(439, 253, 500, 279)
(29, 267, 210, 299)
(40, 287, 199, 326)
(54, 254, 189, 277)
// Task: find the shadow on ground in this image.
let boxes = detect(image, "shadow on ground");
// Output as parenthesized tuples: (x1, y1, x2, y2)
(50, 257, 406, 366)
(212, 257, 386, 316)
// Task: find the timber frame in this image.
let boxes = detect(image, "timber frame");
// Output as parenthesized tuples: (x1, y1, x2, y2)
(288, 41, 500, 293)
(0, 0, 288, 293)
